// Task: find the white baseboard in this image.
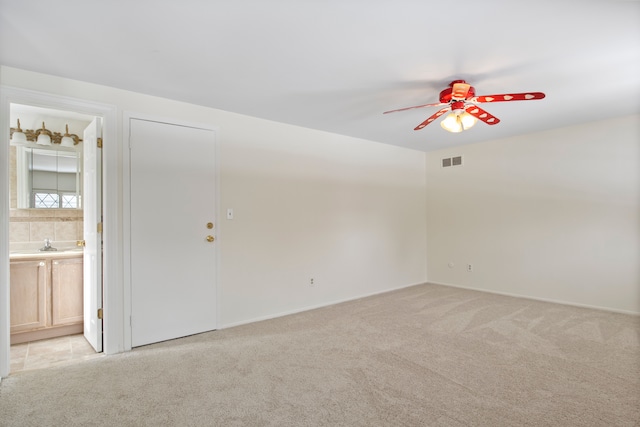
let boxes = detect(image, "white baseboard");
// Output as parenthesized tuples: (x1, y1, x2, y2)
(427, 281, 640, 316)
(219, 281, 426, 330)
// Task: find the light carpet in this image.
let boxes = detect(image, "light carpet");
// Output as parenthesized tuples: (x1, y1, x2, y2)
(1, 283, 639, 426)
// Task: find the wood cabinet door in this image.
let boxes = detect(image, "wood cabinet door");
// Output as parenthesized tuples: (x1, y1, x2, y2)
(10, 260, 47, 333)
(51, 257, 84, 326)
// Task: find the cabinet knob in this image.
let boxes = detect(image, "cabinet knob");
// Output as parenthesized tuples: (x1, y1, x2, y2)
(39, 262, 45, 267)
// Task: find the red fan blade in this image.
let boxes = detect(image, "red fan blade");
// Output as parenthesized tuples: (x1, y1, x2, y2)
(383, 102, 447, 114)
(465, 105, 500, 125)
(414, 107, 450, 130)
(473, 92, 545, 103)
(451, 82, 471, 99)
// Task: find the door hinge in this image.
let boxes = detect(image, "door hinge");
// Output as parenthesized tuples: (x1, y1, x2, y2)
(97, 137, 103, 148)
(97, 308, 103, 320)
(97, 222, 103, 233)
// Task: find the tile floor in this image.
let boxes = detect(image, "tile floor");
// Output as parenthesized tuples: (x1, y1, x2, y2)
(10, 334, 103, 374)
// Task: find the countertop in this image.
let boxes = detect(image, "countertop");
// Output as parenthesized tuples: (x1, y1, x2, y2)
(9, 248, 84, 260)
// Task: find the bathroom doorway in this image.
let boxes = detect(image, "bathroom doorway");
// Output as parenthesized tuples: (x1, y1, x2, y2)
(7, 103, 102, 373)
(1, 86, 120, 379)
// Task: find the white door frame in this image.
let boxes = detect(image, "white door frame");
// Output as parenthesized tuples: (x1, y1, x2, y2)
(122, 112, 221, 350)
(0, 87, 122, 379)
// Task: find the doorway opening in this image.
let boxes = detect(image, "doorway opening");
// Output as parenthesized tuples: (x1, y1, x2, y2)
(7, 103, 102, 373)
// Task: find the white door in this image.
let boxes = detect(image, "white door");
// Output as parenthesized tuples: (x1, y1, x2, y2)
(83, 117, 103, 352)
(130, 119, 217, 347)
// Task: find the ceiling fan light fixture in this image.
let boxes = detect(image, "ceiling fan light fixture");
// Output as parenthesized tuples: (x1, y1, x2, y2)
(460, 111, 477, 130)
(440, 112, 463, 133)
(440, 110, 478, 133)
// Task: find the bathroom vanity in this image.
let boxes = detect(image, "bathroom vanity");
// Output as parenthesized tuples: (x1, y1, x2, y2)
(10, 250, 84, 344)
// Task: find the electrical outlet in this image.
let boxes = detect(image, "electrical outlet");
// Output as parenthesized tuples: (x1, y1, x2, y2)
(467, 264, 473, 272)
(310, 278, 315, 286)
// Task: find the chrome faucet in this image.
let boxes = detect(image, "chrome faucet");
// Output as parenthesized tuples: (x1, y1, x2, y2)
(40, 238, 57, 252)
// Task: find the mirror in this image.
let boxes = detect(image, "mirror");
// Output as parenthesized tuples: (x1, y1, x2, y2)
(15, 146, 82, 209)
(9, 103, 94, 210)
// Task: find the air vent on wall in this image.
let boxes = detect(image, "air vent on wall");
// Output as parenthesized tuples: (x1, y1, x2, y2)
(442, 156, 463, 168)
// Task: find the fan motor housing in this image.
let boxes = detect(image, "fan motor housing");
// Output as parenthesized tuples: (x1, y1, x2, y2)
(439, 80, 475, 103)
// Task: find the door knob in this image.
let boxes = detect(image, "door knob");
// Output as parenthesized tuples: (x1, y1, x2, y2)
(206, 222, 214, 229)
(206, 235, 215, 242)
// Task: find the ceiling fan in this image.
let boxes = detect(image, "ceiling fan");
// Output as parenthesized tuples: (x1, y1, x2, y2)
(383, 80, 545, 133)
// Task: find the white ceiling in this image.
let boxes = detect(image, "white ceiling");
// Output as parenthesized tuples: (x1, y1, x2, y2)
(1, 0, 639, 152)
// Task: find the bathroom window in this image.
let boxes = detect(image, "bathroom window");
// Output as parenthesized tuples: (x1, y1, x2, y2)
(61, 193, 78, 209)
(33, 191, 78, 209)
(34, 192, 59, 208)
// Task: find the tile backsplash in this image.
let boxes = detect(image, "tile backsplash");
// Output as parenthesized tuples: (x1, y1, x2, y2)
(9, 209, 83, 243)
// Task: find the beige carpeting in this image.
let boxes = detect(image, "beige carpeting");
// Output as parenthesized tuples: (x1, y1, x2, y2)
(1, 283, 639, 426)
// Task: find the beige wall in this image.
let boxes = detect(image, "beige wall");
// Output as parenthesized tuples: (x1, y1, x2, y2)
(219, 119, 427, 325)
(426, 115, 640, 313)
(3, 64, 636, 331)
(1, 66, 428, 329)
